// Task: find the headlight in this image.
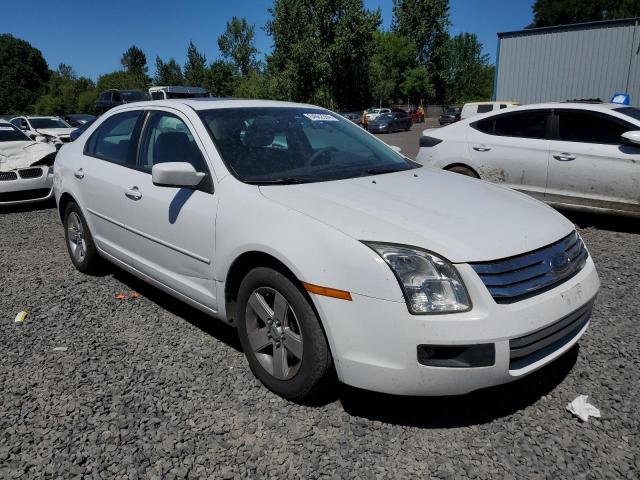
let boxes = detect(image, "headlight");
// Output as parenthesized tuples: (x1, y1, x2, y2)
(365, 242, 471, 314)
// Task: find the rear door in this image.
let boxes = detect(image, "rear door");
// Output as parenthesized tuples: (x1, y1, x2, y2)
(546, 109, 640, 213)
(466, 109, 552, 200)
(77, 110, 143, 262)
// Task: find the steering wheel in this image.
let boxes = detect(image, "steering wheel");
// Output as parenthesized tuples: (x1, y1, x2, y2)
(306, 147, 338, 166)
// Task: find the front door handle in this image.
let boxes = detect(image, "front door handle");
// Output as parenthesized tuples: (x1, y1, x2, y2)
(74, 168, 84, 179)
(124, 186, 142, 200)
(553, 153, 576, 161)
(473, 145, 491, 152)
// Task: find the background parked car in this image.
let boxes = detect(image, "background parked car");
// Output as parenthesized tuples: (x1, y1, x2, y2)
(340, 112, 362, 124)
(439, 106, 461, 125)
(416, 102, 640, 216)
(149, 86, 209, 99)
(95, 89, 149, 116)
(0, 121, 57, 205)
(366, 111, 412, 133)
(365, 108, 391, 123)
(9, 116, 74, 148)
(460, 101, 520, 120)
(62, 114, 96, 127)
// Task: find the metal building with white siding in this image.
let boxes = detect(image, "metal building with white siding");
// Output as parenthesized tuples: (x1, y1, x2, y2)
(493, 18, 640, 106)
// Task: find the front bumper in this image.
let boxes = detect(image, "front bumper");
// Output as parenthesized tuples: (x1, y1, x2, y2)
(0, 166, 54, 206)
(312, 256, 600, 395)
(368, 124, 391, 133)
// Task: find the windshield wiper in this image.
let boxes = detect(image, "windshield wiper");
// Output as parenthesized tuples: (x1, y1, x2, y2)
(365, 168, 405, 175)
(245, 177, 317, 185)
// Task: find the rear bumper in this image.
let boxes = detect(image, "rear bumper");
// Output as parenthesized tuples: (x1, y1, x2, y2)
(312, 257, 600, 396)
(0, 166, 54, 206)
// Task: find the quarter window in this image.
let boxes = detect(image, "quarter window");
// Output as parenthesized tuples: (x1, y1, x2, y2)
(477, 105, 493, 114)
(138, 112, 207, 172)
(85, 111, 141, 166)
(557, 110, 631, 144)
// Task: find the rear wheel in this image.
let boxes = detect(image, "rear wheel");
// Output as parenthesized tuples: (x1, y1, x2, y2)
(447, 165, 479, 178)
(236, 267, 333, 401)
(64, 202, 101, 273)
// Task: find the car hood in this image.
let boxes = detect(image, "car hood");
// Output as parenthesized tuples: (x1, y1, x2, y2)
(36, 128, 74, 137)
(259, 168, 574, 263)
(0, 141, 56, 171)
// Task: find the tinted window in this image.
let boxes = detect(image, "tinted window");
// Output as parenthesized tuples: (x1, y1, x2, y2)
(477, 105, 493, 113)
(150, 91, 164, 100)
(474, 118, 494, 134)
(120, 91, 148, 101)
(614, 106, 640, 122)
(87, 111, 141, 165)
(557, 110, 630, 144)
(198, 107, 413, 183)
(0, 124, 30, 142)
(139, 112, 207, 172)
(494, 111, 548, 138)
(112, 92, 123, 103)
(99, 92, 111, 101)
(10, 119, 21, 128)
(500, 104, 507, 109)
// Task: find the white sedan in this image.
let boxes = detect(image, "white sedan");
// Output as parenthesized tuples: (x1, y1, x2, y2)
(416, 102, 640, 216)
(0, 122, 57, 206)
(54, 99, 600, 400)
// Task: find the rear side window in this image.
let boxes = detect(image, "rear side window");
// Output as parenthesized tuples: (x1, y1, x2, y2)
(99, 92, 111, 101)
(477, 105, 493, 114)
(472, 110, 550, 139)
(85, 111, 142, 166)
(556, 110, 631, 144)
(500, 104, 507, 109)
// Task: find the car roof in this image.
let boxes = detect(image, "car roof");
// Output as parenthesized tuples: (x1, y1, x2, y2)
(106, 98, 324, 112)
(496, 102, 630, 113)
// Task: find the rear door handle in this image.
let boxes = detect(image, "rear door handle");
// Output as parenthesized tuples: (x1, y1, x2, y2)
(553, 153, 576, 161)
(124, 186, 142, 200)
(74, 168, 84, 179)
(473, 145, 491, 152)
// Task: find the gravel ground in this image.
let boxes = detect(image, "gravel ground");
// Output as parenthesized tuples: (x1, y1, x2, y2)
(1, 203, 638, 479)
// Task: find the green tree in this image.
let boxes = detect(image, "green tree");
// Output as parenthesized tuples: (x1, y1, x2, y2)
(444, 33, 494, 104)
(529, 0, 640, 28)
(267, 0, 380, 110)
(392, 0, 450, 102)
(154, 57, 184, 85)
(121, 45, 148, 75)
(96, 70, 148, 91)
(206, 60, 238, 96)
(0, 34, 50, 114)
(369, 31, 417, 106)
(400, 65, 434, 104)
(218, 16, 258, 76)
(184, 42, 208, 87)
(34, 63, 95, 115)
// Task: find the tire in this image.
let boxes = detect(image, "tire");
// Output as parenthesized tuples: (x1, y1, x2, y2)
(63, 202, 101, 273)
(236, 267, 333, 401)
(447, 165, 479, 178)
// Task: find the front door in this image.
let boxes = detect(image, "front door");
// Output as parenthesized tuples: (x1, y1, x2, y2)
(546, 109, 640, 214)
(466, 109, 552, 201)
(120, 109, 218, 310)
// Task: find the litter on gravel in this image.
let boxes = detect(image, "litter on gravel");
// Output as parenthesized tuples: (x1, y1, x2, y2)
(567, 395, 601, 422)
(52, 347, 68, 352)
(14, 310, 28, 323)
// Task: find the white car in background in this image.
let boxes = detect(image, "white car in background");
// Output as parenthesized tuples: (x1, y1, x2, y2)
(416, 102, 640, 216)
(10, 116, 74, 148)
(54, 99, 599, 400)
(460, 101, 520, 120)
(365, 108, 391, 122)
(0, 122, 57, 205)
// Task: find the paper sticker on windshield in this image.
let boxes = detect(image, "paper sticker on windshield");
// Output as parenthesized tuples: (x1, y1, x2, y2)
(304, 113, 338, 122)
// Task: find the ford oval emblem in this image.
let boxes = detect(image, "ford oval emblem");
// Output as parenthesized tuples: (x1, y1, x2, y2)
(549, 252, 570, 273)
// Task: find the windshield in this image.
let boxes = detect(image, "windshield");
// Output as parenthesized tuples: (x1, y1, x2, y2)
(614, 106, 640, 122)
(0, 124, 30, 142)
(199, 107, 415, 184)
(29, 118, 71, 129)
(120, 91, 148, 101)
(377, 113, 394, 120)
(444, 108, 459, 115)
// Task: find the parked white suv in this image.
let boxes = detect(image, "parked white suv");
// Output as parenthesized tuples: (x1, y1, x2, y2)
(460, 101, 519, 120)
(417, 102, 640, 216)
(54, 99, 600, 400)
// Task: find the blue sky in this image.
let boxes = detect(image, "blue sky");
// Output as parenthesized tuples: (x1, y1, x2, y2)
(1, 0, 534, 80)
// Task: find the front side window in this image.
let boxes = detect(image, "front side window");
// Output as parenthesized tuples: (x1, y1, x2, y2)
(198, 107, 414, 184)
(86, 111, 141, 165)
(29, 118, 71, 129)
(557, 110, 631, 144)
(139, 111, 207, 172)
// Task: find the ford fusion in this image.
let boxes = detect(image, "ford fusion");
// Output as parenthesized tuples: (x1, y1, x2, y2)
(54, 99, 600, 400)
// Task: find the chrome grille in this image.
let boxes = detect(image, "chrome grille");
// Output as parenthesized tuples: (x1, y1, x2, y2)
(470, 232, 588, 303)
(0, 171, 18, 181)
(18, 167, 43, 179)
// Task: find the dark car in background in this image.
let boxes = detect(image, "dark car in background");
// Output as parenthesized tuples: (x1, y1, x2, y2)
(366, 111, 412, 133)
(439, 106, 461, 126)
(95, 90, 148, 116)
(62, 114, 96, 127)
(340, 111, 362, 124)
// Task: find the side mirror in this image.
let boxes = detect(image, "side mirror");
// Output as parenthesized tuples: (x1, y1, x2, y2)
(621, 130, 640, 146)
(152, 162, 206, 188)
(389, 145, 402, 153)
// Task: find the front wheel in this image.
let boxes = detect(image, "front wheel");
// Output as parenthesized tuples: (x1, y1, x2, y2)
(447, 165, 479, 178)
(236, 267, 333, 401)
(63, 202, 101, 273)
